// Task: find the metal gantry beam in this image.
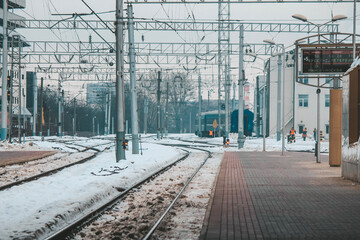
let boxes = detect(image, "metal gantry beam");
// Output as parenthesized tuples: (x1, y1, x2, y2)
(11, 19, 338, 33)
(125, 0, 356, 3)
(21, 41, 280, 66)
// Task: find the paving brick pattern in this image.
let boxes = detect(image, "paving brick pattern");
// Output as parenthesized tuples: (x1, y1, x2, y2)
(201, 151, 360, 240)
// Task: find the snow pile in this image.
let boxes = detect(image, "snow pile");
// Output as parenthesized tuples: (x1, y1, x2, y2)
(0, 140, 45, 151)
(342, 140, 360, 163)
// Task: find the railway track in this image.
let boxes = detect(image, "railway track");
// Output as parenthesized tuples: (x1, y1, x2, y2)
(44, 144, 212, 240)
(0, 140, 114, 191)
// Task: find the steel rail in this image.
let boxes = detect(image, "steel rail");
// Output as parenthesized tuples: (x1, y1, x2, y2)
(45, 148, 190, 240)
(0, 141, 114, 191)
(142, 145, 212, 240)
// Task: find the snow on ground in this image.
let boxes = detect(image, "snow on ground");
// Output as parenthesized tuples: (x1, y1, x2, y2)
(160, 133, 329, 153)
(0, 133, 329, 239)
(0, 141, 184, 239)
(154, 153, 223, 240)
(73, 149, 213, 239)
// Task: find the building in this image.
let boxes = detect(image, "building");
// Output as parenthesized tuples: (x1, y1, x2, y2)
(0, 1, 31, 137)
(255, 49, 332, 140)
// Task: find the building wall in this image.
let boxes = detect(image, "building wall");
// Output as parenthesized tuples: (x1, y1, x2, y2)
(265, 50, 331, 139)
(267, 55, 294, 137)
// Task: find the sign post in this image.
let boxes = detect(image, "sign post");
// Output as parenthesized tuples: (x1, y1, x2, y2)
(213, 119, 217, 138)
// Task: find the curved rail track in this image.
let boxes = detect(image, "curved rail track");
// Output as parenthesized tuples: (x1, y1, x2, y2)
(44, 144, 212, 240)
(0, 140, 114, 191)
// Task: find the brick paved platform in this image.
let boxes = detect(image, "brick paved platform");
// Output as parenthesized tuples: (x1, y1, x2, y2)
(0, 151, 56, 167)
(201, 152, 360, 240)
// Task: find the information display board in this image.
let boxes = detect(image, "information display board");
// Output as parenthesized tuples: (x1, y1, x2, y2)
(302, 48, 356, 74)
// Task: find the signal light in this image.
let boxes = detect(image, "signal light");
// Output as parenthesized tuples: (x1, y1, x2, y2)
(123, 139, 129, 150)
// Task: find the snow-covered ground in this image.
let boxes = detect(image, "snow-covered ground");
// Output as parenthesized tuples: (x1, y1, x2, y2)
(0, 138, 184, 239)
(0, 133, 329, 239)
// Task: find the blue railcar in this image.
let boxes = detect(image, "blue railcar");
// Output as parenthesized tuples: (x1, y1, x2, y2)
(230, 109, 254, 136)
(196, 109, 254, 137)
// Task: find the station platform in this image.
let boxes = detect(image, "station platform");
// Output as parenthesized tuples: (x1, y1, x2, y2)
(200, 152, 360, 240)
(0, 151, 56, 167)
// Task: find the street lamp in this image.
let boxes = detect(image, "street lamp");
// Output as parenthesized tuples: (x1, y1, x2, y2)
(248, 52, 267, 152)
(263, 39, 285, 155)
(292, 14, 347, 163)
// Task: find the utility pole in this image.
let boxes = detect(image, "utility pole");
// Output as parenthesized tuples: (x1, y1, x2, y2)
(157, 71, 161, 140)
(32, 73, 38, 136)
(1, 0, 8, 140)
(58, 79, 62, 137)
(198, 73, 202, 136)
(115, 0, 126, 161)
(104, 93, 108, 135)
(165, 81, 169, 137)
(232, 82, 236, 110)
(128, 4, 139, 154)
(107, 92, 111, 135)
(73, 98, 76, 136)
(8, 67, 13, 142)
(276, 54, 282, 141)
(256, 77, 260, 137)
(17, 39, 22, 143)
(238, 25, 245, 149)
(144, 97, 148, 134)
(39, 77, 44, 138)
(61, 90, 64, 136)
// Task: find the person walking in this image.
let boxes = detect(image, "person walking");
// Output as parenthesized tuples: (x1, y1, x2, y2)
(313, 128, 317, 141)
(302, 128, 307, 141)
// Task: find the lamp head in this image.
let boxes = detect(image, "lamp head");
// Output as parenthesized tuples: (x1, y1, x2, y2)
(332, 14, 347, 22)
(292, 14, 308, 22)
(263, 39, 276, 45)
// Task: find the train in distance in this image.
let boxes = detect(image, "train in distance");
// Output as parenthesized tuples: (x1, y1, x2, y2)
(195, 109, 254, 137)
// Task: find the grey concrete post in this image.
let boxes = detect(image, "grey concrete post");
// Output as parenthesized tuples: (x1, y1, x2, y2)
(198, 74, 202, 136)
(1, 0, 8, 140)
(238, 25, 245, 149)
(58, 80, 62, 137)
(157, 71, 161, 140)
(115, 0, 126, 161)
(33, 76, 38, 137)
(277, 55, 282, 141)
(128, 4, 139, 153)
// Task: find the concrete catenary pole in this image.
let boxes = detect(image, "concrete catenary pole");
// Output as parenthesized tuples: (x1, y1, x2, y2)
(157, 71, 161, 140)
(144, 97, 148, 134)
(17, 40, 22, 143)
(104, 93, 108, 135)
(1, 0, 8, 140)
(58, 79, 62, 137)
(198, 73, 202, 136)
(128, 4, 139, 154)
(115, 0, 126, 161)
(73, 98, 76, 136)
(61, 90, 64, 136)
(165, 81, 169, 137)
(238, 25, 245, 149)
(32, 74, 38, 137)
(256, 77, 260, 137)
(39, 77, 44, 138)
(276, 54, 282, 141)
(107, 92, 111, 135)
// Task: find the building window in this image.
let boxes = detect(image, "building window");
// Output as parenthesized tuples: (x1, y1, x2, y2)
(325, 94, 330, 107)
(326, 124, 329, 134)
(298, 94, 308, 107)
(299, 78, 309, 84)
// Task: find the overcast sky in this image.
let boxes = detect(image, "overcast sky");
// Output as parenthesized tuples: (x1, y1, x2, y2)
(14, 0, 360, 96)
